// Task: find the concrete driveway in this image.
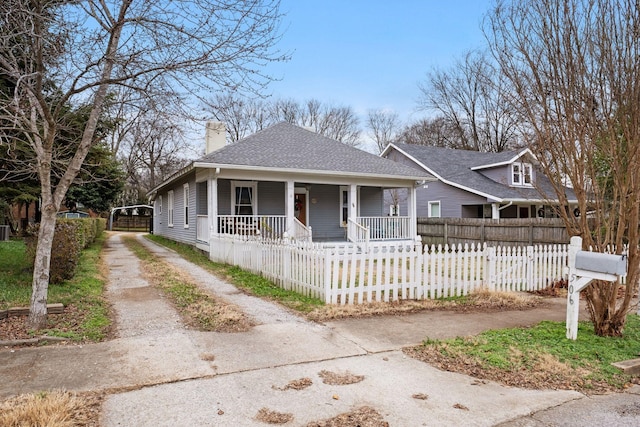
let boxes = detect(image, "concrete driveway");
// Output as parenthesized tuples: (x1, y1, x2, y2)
(1, 233, 638, 426)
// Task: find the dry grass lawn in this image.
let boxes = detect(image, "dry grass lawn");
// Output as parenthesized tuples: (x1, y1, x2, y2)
(307, 289, 542, 321)
(0, 390, 103, 427)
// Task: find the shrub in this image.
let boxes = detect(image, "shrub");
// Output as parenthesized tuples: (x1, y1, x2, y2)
(25, 218, 105, 284)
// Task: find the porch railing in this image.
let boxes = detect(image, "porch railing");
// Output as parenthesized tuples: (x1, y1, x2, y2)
(292, 217, 312, 241)
(357, 216, 411, 240)
(347, 217, 370, 246)
(218, 215, 287, 239)
(196, 215, 208, 242)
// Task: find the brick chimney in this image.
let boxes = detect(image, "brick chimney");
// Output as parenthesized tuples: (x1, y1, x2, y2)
(205, 121, 226, 154)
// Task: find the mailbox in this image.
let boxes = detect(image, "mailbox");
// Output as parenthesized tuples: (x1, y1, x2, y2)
(575, 251, 627, 276)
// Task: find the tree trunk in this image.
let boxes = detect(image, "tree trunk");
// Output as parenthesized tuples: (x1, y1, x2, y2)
(585, 281, 628, 337)
(27, 204, 57, 329)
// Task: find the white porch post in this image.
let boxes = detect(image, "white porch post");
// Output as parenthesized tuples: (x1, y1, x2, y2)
(208, 170, 218, 237)
(491, 203, 500, 219)
(408, 185, 417, 237)
(348, 184, 357, 222)
(285, 180, 295, 236)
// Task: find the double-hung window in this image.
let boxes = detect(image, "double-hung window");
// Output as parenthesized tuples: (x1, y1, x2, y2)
(231, 182, 257, 216)
(167, 190, 174, 227)
(428, 201, 441, 218)
(340, 187, 349, 227)
(183, 183, 189, 228)
(512, 162, 533, 186)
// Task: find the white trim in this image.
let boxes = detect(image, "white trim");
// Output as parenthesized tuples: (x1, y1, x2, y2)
(428, 200, 441, 218)
(231, 181, 257, 216)
(167, 190, 174, 227)
(193, 161, 431, 183)
(183, 183, 190, 229)
(511, 162, 534, 187)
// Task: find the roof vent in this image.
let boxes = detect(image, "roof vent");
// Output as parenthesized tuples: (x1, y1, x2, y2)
(205, 121, 226, 154)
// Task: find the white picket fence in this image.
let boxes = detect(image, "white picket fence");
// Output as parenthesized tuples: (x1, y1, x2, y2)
(209, 235, 572, 304)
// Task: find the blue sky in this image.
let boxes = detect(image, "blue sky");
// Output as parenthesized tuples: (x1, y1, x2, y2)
(266, 0, 495, 125)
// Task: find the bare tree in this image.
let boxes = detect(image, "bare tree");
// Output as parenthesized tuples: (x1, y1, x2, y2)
(486, 0, 640, 336)
(273, 98, 361, 146)
(395, 117, 463, 148)
(207, 95, 362, 146)
(418, 50, 520, 152)
(208, 92, 272, 142)
(0, 0, 287, 329)
(366, 109, 400, 154)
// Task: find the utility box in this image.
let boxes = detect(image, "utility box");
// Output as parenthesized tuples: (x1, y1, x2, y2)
(0, 225, 10, 241)
(575, 251, 627, 276)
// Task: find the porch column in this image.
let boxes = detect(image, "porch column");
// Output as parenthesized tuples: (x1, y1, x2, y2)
(208, 170, 218, 236)
(491, 203, 500, 219)
(408, 185, 417, 237)
(348, 184, 357, 222)
(285, 180, 295, 236)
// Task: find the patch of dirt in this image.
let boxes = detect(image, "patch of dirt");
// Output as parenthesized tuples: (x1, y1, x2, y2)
(306, 290, 544, 322)
(255, 407, 294, 424)
(272, 377, 313, 391)
(306, 406, 389, 427)
(412, 393, 429, 400)
(318, 370, 365, 385)
(453, 403, 469, 411)
(0, 303, 113, 345)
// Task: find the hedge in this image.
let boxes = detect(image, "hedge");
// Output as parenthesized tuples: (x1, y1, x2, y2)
(26, 218, 106, 284)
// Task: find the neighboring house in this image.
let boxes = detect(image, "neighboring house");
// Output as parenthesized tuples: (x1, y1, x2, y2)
(381, 143, 578, 219)
(148, 122, 434, 252)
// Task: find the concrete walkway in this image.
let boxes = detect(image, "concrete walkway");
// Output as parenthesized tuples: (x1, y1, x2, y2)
(1, 233, 638, 426)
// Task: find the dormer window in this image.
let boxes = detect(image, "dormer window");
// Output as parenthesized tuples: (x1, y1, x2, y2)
(512, 162, 533, 186)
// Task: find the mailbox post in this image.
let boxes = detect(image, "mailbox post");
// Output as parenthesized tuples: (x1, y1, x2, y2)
(566, 236, 627, 340)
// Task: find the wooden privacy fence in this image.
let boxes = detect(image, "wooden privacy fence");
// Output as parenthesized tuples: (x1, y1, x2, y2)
(417, 218, 570, 247)
(209, 236, 580, 305)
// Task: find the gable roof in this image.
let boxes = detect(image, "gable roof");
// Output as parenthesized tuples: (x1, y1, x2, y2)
(386, 143, 576, 203)
(195, 122, 429, 179)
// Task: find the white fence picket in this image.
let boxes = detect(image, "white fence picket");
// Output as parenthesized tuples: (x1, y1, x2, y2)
(206, 236, 597, 305)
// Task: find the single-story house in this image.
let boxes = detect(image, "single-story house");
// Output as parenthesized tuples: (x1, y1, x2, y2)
(381, 143, 578, 219)
(148, 122, 435, 252)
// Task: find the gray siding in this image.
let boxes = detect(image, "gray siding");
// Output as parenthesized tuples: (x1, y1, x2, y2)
(308, 184, 344, 240)
(217, 179, 231, 215)
(359, 187, 383, 216)
(196, 181, 208, 215)
(153, 174, 197, 245)
(258, 181, 285, 215)
(418, 180, 486, 218)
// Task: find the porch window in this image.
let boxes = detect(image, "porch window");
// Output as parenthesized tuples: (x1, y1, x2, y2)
(231, 181, 257, 215)
(428, 201, 441, 218)
(183, 183, 189, 228)
(512, 162, 533, 186)
(168, 190, 174, 227)
(340, 187, 348, 227)
(158, 196, 162, 216)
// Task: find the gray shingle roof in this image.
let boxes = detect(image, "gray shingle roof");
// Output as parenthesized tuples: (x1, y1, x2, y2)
(197, 122, 429, 179)
(392, 143, 576, 202)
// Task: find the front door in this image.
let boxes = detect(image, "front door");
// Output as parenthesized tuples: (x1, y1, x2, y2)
(295, 193, 307, 226)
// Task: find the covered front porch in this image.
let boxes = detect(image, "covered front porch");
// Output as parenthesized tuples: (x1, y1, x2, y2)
(194, 171, 419, 251)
